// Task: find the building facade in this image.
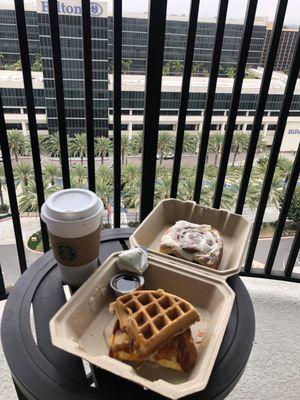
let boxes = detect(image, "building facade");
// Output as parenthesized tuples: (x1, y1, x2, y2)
(108, 74, 300, 152)
(107, 15, 267, 75)
(260, 24, 298, 72)
(0, 1, 299, 149)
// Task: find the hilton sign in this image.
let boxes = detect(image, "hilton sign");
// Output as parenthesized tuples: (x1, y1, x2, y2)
(37, 0, 107, 17)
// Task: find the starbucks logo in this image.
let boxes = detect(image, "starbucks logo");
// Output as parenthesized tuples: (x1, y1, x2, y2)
(57, 244, 77, 262)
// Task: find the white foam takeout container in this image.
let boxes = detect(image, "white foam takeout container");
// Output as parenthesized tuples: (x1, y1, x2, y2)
(50, 252, 236, 399)
(130, 199, 252, 277)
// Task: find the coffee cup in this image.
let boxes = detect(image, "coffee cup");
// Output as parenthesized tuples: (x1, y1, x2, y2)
(41, 188, 104, 286)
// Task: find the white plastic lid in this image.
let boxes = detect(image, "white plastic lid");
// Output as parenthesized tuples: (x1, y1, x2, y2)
(43, 189, 102, 221)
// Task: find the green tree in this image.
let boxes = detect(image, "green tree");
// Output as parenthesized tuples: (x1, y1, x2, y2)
(12, 59, 22, 71)
(183, 132, 199, 154)
(155, 175, 172, 203)
(231, 132, 249, 166)
(43, 132, 62, 159)
(284, 186, 300, 222)
(7, 130, 25, 162)
(123, 178, 141, 210)
(170, 60, 183, 75)
(96, 177, 113, 207)
(18, 182, 58, 214)
(14, 162, 32, 189)
(69, 132, 87, 165)
(96, 165, 113, 183)
(121, 134, 131, 165)
(208, 133, 224, 166)
(122, 59, 133, 74)
(32, 53, 42, 72)
(202, 68, 209, 77)
(43, 164, 61, 186)
(178, 175, 195, 200)
(162, 62, 170, 75)
(0, 164, 7, 210)
(130, 132, 143, 154)
(0, 53, 4, 69)
(257, 133, 268, 155)
(70, 164, 87, 188)
(157, 132, 175, 164)
(192, 62, 204, 76)
(121, 164, 140, 190)
(95, 137, 112, 165)
(226, 67, 236, 78)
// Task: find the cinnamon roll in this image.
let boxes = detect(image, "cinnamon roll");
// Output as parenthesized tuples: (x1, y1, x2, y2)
(159, 220, 223, 269)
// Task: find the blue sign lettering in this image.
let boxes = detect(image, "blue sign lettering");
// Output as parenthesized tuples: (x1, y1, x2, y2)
(40, 1, 103, 16)
(288, 129, 300, 135)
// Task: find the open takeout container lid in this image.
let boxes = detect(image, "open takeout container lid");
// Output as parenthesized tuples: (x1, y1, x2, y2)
(50, 252, 235, 399)
(130, 199, 252, 279)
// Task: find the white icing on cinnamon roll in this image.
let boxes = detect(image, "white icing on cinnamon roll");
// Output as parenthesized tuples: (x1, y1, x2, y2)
(159, 220, 223, 268)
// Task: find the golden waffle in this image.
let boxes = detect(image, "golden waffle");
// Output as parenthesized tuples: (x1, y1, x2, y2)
(110, 289, 200, 359)
(109, 327, 197, 372)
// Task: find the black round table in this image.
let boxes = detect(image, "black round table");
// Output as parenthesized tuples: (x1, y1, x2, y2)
(1, 228, 255, 400)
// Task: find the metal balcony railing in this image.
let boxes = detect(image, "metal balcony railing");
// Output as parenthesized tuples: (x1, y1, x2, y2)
(0, 0, 300, 301)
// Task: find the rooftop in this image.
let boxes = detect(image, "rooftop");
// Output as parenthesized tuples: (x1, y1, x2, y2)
(108, 71, 300, 95)
(0, 70, 44, 89)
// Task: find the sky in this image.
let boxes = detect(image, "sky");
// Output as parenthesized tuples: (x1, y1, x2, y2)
(119, 0, 300, 27)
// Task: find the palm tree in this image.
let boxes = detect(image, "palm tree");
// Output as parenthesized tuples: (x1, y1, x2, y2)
(70, 164, 87, 188)
(69, 132, 87, 165)
(157, 132, 175, 164)
(7, 130, 25, 162)
(244, 181, 261, 210)
(183, 132, 199, 154)
(43, 132, 62, 159)
(95, 137, 112, 165)
(121, 164, 140, 189)
(155, 175, 172, 204)
(96, 177, 113, 207)
(208, 133, 224, 166)
(123, 178, 141, 209)
(178, 175, 195, 200)
(231, 132, 249, 166)
(121, 134, 131, 165)
(18, 182, 59, 214)
(14, 162, 32, 189)
(43, 164, 61, 186)
(226, 67, 236, 78)
(267, 174, 284, 208)
(130, 132, 143, 155)
(96, 165, 113, 183)
(257, 133, 268, 156)
(0, 164, 7, 209)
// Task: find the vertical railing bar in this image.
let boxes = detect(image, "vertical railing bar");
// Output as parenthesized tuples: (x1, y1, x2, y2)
(0, 94, 27, 273)
(170, 0, 200, 198)
(193, 0, 229, 204)
(48, 0, 71, 189)
(235, 0, 289, 214)
(243, 29, 300, 273)
(14, 0, 49, 252)
(213, 0, 258, 208)
(0, 263, 6, 299)
(265, 142, 300, 274)
(284, 227, 300, 278)
(82, 0, 95, 192)
(113, 0, 122, 228)
(140, 0, 167, 221)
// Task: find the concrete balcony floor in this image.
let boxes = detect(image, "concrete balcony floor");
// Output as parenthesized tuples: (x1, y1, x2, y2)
(0, 277, 300, 399)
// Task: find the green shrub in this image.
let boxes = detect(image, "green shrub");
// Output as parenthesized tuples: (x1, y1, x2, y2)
(0, 204, 9, 213)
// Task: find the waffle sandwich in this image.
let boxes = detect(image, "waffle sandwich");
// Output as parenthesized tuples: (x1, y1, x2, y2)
(109, 289, 200, 372)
